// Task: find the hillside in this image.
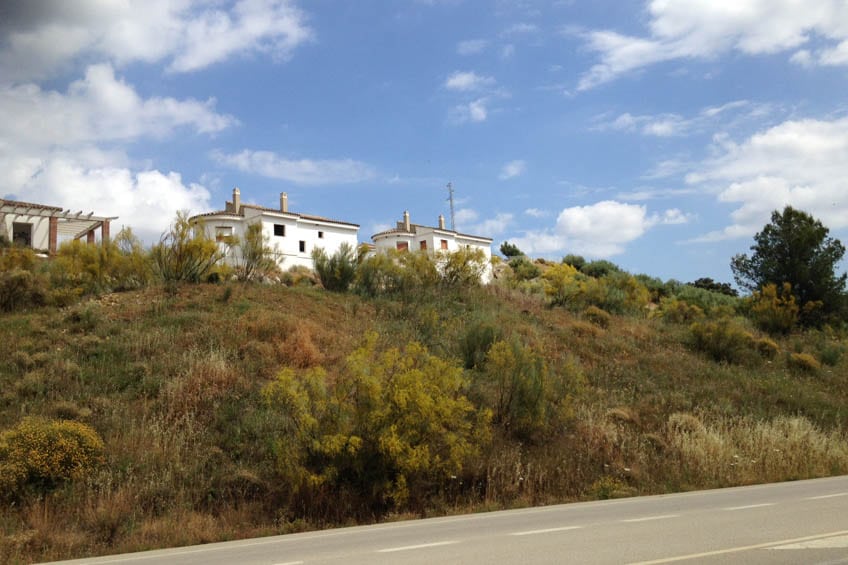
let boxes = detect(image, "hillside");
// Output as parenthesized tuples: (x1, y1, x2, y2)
(1, 277, 847, 563)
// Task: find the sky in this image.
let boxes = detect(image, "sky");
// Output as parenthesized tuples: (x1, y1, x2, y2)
(2, 0, 848, 284)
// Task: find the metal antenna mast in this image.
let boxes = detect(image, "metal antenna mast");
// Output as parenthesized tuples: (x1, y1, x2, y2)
(446, 182, 456, 231)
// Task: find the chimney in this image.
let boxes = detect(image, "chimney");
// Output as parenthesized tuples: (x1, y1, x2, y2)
(232, 187, 241, 214)
(403, 210, 411, 232)
(280, 192, 288, 213)
(438, 214, 446, 230)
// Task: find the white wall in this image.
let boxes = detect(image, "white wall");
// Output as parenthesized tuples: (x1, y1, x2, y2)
(2, 214, 51, 251)
(200, 210, 358, 272)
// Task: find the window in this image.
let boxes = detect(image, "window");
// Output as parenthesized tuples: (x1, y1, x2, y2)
(318, 231, 324, 239)
(419, 240, 427, 250)
(440, 239, 448, 250)
(215, 226, 233, 242)
(396, 242, 409, 252)
(12, 222, 32, 247)
(299, 240, 306, 253)
(274, 224, 285, 237)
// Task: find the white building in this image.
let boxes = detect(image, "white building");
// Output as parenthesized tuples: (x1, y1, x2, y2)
(0, 198, 116, 254)
(371, 211, 493, 282)
(192, 188, 359, 271)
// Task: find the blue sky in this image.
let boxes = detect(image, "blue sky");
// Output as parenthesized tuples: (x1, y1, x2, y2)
(2, 0, 848, 284)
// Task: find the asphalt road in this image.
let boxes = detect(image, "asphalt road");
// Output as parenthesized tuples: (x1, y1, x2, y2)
(47, 475, 848, 565)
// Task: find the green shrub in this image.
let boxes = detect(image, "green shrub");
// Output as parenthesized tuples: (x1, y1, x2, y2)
(655, 298, 704, 324)
(476, 339, 580, 441)
(49, 229, 152, 295)
(690, 319, 757, 364)
(0, 417, 104, 496)
(151, 212, 222, 283)
(440, 247, 488, 287)
(313, 242, 357, 292)
(755, 337, 780, 359)
(263, 334, 489, 511)
(508, 256, 541, 281)
(0, 267, 49, 312)
(581, 260, 621, 278)
(562, 254, 586, 271)
(747, 283, 799, 334)
(460, 321, 499, 369)
(817, 342, 844, 367)
(673, 284, 739, 315)
(232, 222, 279, 281)
(583, 305, 611, 328)
(787, 352, 821, 373)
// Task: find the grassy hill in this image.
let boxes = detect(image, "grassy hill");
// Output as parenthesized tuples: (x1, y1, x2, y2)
(1, 271, 847, 562)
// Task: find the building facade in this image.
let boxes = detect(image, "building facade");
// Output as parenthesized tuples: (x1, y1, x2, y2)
(0, 198, 115, 254)
(371, 211, 493, 282)
(192, 188, 360, 271)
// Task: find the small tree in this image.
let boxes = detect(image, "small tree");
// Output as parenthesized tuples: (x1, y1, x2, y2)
(151, 212, 222, 283)
(312, 242, 357, 292)
(499, 241, 523, 258)
(731, 206, 846, 325)
(233, 222, 279, 281)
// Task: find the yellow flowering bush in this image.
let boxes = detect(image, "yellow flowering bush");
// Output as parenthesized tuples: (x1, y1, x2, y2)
(0, 417, 105, 495)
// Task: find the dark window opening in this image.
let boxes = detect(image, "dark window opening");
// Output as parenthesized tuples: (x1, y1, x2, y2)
(396, 242, 409, 252)
(299, 240, 306, 253)
(440, 239, 448, 250)
(420, 240, 427, 250)
(12, 222, 32, 247)
(274, 224, 285, 237)
(318, 231, 324, 239)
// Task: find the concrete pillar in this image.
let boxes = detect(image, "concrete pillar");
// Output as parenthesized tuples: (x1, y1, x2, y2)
(438, 215, 446, 230)
(48, 216, 58, 255)
(280, 192, 288, 213)
(101, 220, 110, 244)
(403, 210, 411, 232)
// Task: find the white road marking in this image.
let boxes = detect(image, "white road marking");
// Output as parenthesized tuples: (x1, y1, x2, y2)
(510, 525, 583, 536)
(770, 534, 848, 550)
(627, 529, 848, 564)
(807, 492, 848, 500)
(622, 514, 679, 523)
(722, 503, 775, 511)
(377, 541, 458, 553)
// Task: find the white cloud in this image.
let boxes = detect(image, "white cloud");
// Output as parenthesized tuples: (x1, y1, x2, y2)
(0, 62, 235, 242)
(0, 0, 313, 82)
(449, 98, 489, 123)
(596, 100, 770, 138)
(524, 208, 548, 218)
(499, 160, 526, 180)
(444, 71, 496, 91)
(578, 1, 848, 89)
(687, 116, 848, 241)
(512, 200, 684, 257)
(0, 64, 235, 150)
(457, 39, 488, 55)
(213, 149, 377, 185)
(455, 209, 513, 236)
(503, 23, 539, 35)
(4, 157, 212, 242)
(454, 208, 479, 224)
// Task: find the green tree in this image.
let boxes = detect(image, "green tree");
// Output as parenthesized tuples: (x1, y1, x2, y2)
(731, 206, 846, 325)
(233, 222, 279, 281)
(499, 241, 523, 258)
(312, 242, 357, 292)
(151, 212, 222, 283)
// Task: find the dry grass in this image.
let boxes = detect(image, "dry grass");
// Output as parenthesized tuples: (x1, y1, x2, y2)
(0, 282, 845, 562)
